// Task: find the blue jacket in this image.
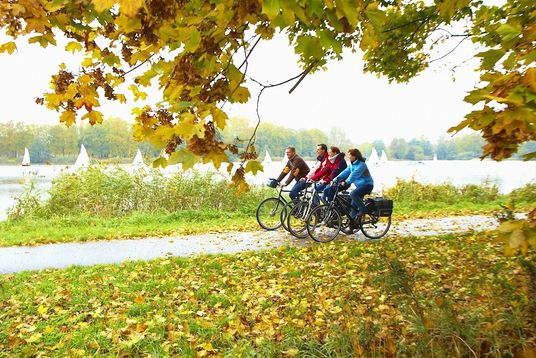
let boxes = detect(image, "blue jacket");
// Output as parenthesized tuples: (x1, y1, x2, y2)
(334, 160, 374, 188)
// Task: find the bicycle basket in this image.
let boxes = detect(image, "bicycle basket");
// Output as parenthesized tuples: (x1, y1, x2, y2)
(266, 178, 279, 188)
(371, 197, 393, 217)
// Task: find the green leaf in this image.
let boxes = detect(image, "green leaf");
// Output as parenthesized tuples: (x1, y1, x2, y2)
(152, 157, 168, 169)
(335, 0, 359, 28)
(262, 0, 280, 21)
(306, 0, 323, 18)
(169, 149, 198, 170)
(464, 89, 489, 105)
(496, 23, 521, 42)
(477, 49, 505, 70)
(365, 9, 386, 30)
(295, 35, 323, 60)
(186, 28, 201, 52)
(245, 160, 264, 175)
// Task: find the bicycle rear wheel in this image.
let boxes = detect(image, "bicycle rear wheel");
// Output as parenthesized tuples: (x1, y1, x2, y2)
(256, 197, 284, 230)
(307, 205, 341, 243)
(359, 213, 391, 239)
(287, 202, 311, 239)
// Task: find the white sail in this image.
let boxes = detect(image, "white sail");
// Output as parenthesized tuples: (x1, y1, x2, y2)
(380, 150, 388, 163)
(368, 148, 380, 165)
(433, 154, 438, 161)
(263, 150, 272, 163)
(71, 144, 90, 171)
(21, 147, 30, 166)
(132, 149, 145, 167)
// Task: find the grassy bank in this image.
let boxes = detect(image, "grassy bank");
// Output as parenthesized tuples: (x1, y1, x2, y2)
(2, 169, 534, 247)
(0, 210, 258, 247)
(1, 232, 534, 356)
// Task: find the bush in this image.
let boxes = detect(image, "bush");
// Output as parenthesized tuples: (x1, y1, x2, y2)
(10, 166, 271, 220)
(383, 177, 500, 205)
(507, 182, 536, 204)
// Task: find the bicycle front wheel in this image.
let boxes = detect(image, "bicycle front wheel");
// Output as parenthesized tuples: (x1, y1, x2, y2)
(307, 205, 341, 243)
(256, 197, 285, 230)
(359, 213, 391, 239)
(280, 199, 298, 233)
(287, 202, 311, 239)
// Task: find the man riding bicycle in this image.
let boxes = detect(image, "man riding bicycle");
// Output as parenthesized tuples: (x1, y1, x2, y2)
(276, 146, 310, 200)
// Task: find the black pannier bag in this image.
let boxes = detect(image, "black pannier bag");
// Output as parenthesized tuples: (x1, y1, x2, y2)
(336, 192, 351, 212)
(366, 197, 393, 217)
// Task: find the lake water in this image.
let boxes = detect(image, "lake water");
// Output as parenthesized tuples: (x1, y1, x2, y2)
(0, 160, 535, 221)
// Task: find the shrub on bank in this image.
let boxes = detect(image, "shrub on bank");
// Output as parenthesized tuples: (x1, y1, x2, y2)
(383, 177, 500, 204)
(8, 167, 270, 220)
(8, 169, 534, 221)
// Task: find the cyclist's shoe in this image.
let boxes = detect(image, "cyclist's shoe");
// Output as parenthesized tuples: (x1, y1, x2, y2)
(348, 217, 360, 232)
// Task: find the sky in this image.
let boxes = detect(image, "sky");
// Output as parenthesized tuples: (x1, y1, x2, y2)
(0, 27, 483, 145)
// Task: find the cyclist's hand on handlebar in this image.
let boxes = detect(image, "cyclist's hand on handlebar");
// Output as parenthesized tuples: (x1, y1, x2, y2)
(279, 182, 287, 188)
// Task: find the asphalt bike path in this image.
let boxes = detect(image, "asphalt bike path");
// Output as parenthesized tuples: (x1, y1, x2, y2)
(0, 215, 503, 274)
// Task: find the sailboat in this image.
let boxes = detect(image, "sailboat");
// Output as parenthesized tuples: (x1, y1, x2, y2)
(368, 148, 380, 165)
(70, 144, 90, 172)
(433, 154, 438, 161)
(21, 147, 30, 166)
(132, 149, 148, 171)
(380, 150, 388, 164)
(263, 150, 272, 163)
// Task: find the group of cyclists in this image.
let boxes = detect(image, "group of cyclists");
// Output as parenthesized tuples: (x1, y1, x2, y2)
(274, 143, 374, 232)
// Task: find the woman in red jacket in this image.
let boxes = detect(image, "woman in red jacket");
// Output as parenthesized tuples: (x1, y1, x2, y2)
(311, 146, 347, 193)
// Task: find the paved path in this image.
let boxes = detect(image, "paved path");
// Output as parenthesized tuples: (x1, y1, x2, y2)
(0, 215, 503, 274)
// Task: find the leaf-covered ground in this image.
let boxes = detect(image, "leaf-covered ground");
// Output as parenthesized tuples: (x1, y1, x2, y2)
(1, 232, 534, 357)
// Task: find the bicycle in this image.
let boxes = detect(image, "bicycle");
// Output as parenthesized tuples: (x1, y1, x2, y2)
(306, 184, 392, 243)
(286, 181, 346, 239)
(256, 179, 290, 230)
(286, 181, 319, 238)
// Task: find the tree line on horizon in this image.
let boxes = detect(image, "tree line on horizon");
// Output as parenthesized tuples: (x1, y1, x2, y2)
(1, 118, 534, 164)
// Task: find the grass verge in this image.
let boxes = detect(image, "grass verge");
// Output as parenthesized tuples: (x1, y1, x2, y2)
(0, 210, 258, 247)
(1, 232, 534, 356)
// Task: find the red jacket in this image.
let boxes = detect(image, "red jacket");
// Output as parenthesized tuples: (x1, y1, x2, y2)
(311, 153, 346, 182)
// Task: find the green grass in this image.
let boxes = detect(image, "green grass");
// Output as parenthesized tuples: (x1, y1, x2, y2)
(0, 210, 258, 247)
(1, 232, 534, 356)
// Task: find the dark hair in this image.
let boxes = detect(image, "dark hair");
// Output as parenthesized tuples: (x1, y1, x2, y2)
(329, 146, 340, 154)
(348, 148, 365, 162)
(286, 146, 296, 152)
(317, 143, 327, 151)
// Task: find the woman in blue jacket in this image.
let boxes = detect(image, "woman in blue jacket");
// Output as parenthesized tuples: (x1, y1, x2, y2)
(327, 148, 374, 229)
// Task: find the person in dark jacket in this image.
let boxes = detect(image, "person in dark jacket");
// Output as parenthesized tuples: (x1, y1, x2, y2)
(276, 146, 310, 200)
(292, 143, 328, 198)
